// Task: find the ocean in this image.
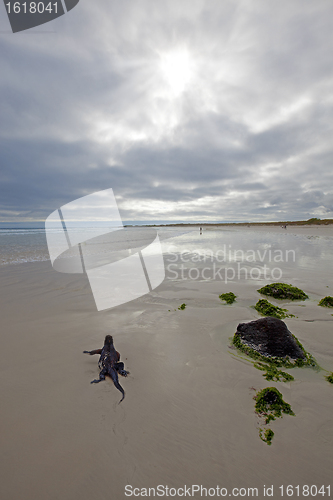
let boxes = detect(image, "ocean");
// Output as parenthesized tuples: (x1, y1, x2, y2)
(0, 220, 204, 266)
(1, 222, 333, 290)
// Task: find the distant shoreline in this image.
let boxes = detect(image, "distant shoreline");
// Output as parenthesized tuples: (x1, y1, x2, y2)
(126, 218, 333, 228)
(1, 217, 332, 229)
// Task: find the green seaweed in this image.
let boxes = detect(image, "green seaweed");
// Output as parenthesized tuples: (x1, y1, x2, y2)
(254, 299, 294, 319)
(318, 296, 333, 308)
(232, 330, 317, 383)
(325, 372, 333, 384)
(257, 283, 308, 301)
(219, 292, 237, 304)
(253, 362, 294, 382)
(254, 387, 295, 424)
(259, 428, 274, 445)
(255, 388, 295, 446)
(178, 303, 186, 310)
(232, 331, 316, 368)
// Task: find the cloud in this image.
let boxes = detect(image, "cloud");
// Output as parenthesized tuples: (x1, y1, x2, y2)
(0, 0, 333, 222)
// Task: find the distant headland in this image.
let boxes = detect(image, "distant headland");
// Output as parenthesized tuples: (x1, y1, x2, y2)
(125, 217, 333, 228)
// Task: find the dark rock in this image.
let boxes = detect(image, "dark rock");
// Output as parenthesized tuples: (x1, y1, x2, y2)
(235, 317, 305, 360)
(263, 390, 278, 404)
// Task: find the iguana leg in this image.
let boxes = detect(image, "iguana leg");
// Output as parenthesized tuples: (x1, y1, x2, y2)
(91, 367, 107, 384)
(116, 362, 130, 377)
(83, 349, 102, 355)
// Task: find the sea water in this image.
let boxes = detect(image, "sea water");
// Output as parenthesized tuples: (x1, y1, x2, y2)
(0, 223, 333, 290)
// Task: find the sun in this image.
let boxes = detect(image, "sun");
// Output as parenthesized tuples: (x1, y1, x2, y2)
(159, 49, 194, 96)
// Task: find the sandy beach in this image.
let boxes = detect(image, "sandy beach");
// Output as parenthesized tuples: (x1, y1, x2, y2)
(3, 0, 333, 496)
(0, 225, 332, 500)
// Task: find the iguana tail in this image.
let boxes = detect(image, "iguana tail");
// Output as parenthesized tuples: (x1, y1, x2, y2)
(109, 367, 125, 403)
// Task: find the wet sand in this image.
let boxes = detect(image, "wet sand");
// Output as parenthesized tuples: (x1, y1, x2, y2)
(208, 223, 333, 237)
(0, 225, 332, 500)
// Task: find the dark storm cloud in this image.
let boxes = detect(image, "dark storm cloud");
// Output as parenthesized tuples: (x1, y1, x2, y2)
(0, 0, 333, 222)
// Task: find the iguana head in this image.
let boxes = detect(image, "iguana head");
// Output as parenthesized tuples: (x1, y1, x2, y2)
(104, 335, 113, 346)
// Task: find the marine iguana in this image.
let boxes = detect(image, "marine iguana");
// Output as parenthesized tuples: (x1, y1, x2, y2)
(83, 335, 129, 403)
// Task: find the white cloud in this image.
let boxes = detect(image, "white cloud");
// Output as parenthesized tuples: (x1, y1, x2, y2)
(0, 0, 333, 221)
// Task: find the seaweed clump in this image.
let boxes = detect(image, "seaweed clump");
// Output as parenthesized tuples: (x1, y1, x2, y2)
(258, 283, 308, 301)
(254, 387, 295, 424)
(254, 299, 294, 319)
(318, 296, 333, 308)
(253, 362, 294, 382)
(219, 292, 237, 304)
(233, 333, 294, 382)
(325, 372, 333, 384)
(254, 387, 295, 445)
(259, 428, 274, 446)
(178, 303, 186, 310)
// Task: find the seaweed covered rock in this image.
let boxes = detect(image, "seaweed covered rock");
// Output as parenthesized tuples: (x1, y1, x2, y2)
(318, 296, 333, 308)
(254, 387, 295, 424)
(235, 317, 306, 360)
(258, 283, 308, 301)
(254, 299, 294, 319)
(219, 292, 237, 304)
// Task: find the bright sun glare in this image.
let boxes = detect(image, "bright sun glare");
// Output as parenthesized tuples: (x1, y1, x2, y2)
(159, 49, 194, 96)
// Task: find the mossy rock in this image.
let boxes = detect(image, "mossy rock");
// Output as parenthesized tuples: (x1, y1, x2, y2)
(318, 296, 333, 308)
(232, 317, 317, 381)
(325, 372, 333, 384)
(234, 317, 306, 361)
(254, 387, 295, 424)
(219, 292, 236, 304)
(254, 299, 294, 319)
(258, 283, 308, 301)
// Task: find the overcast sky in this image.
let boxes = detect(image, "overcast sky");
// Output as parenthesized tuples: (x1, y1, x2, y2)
(1, 0, 333, 222)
